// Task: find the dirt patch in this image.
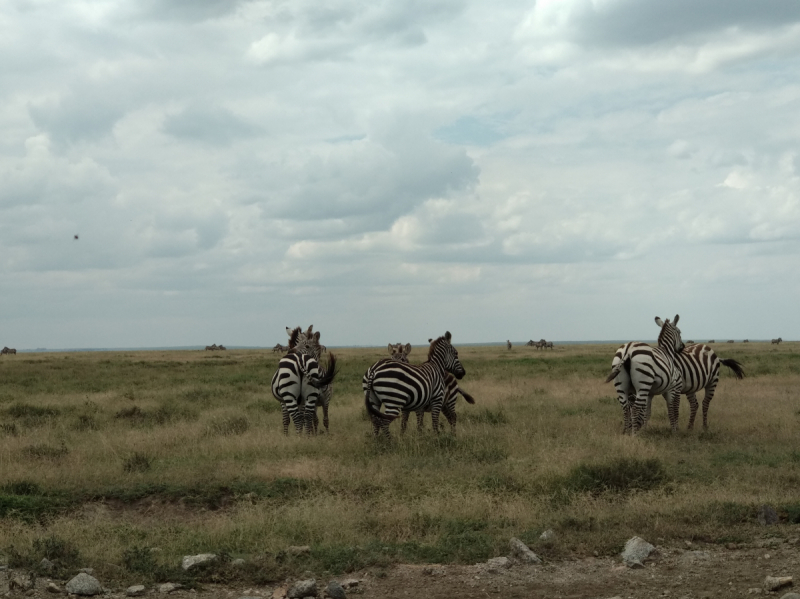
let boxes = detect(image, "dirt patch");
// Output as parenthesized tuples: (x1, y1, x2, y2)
(4, 541, 799, 599)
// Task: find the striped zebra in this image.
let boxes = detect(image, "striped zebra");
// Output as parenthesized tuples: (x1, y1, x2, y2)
(526, 340, 535, 347)
(544, 341, 554, 350)
(708, 340, 716, 344)
(397, 340, 476, 434)
(271, 326, 338, 434)
(643, 321, 745, 430)
(507, 340, 512, 350)
(772, 337, 783, 345)
(272, 343, 288, 353)
(363, 332, 465, 437)
(1, 347, 16, 355)
(605, 316, 684, 434)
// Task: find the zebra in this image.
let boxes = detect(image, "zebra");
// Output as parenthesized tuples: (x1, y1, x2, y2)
(605, 316, 684, 434)
(1, 347, 16, 355)
(772, 337, 783, 345)
(643, 319, 745, 430)
(271, 326, 337, 434)
(526, 340, 535, 347)
(363, 331, 465, 438)
(743, 339, 749, 343)
(272, 343, 288, 353)
(397, 340, 476, 434)
(727, 340, 735, 343)
(507, 340, 512, 350)
(708, 340, 716, 344)
(544, 341, 554, 350)
(205, 344, 218, 351)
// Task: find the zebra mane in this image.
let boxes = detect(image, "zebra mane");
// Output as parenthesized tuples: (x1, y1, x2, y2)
(288, 327, 301, 349)
(427, 331, 452, 360)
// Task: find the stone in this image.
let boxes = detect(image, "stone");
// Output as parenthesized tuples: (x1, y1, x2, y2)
(40, 557, 55, 572)
(539, 529, 555, 541)
(10, 574, 34, 591)
(287, 545, 312, 555)
(126, 585, 147, 596)
(326, 580, 347, 599)
(485, 556, 512, 572)
(65, 573, 103, 596)
(765, 576, 793, 592)
(182, 553, 218, 570)
(509, 537, 543, 564)
(46, 582, 63, 593)
(287, 578, 317, 598)
(758, 504, 779, 526)
(340, 579, 361, 589)
(621, 536, 656, 568)
(232, 558, 246, 566)
(79, 567, 95, 575)
(272, 585, 288, 599)
(780, 594, 800, 599)
(159, 583, 183, 593)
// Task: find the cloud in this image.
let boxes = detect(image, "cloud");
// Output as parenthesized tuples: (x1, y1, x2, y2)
(162, 104, 264, 145)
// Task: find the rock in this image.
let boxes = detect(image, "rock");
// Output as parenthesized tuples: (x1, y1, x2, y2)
(340, 579, 361, 589)
(780, 594, 800, 599)
(539, 529, 555, 541)
(509, 537, 543, 564)
(126, 585, 147, 596)
(65, 573, 103, 596)
(46, 582, 63, 594)
(765, 576, 793, 592)
(272, 585, 288, 599)
(287, 545, 312, 556)
(10, 574, 34, 591)
(287, 578, 317, 598)
(326, 580, 347, 599)
(79, 567, 95, 575)
(759, 504, 779, 526)
(485, 556, 512, 572)
(158, 583, 183, 593)
(232, 558, 246, 566)
(621, 536, 656, 568)
(40, 557, 55, 572)
(182, 553, 218, 570)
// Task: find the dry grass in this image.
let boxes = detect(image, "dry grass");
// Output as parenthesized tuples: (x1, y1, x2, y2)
(1, 342, 799, 583)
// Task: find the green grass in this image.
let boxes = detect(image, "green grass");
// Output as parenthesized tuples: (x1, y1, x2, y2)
(0, 342, 798, 586)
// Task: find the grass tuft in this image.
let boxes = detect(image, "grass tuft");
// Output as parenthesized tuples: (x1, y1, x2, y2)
(561, 457, 669, 496)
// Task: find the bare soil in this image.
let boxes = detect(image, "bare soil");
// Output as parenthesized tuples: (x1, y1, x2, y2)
(4, 539, 799, 599)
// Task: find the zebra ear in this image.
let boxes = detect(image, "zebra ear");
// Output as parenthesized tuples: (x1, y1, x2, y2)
(313, 331, 321, 343)
(286, 326, 294, 337)
(655, 317, 664, 328)
(306, 325, 314, 337)
(445, 331, 452, 342)
(388, 343, 393, 353)
(405, 343, 412, 354)
(673, 314, 680, 325)
(428, 338, 433, 343)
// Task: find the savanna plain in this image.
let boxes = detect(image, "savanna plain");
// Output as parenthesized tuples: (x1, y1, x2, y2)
(1, 342, 799, 597)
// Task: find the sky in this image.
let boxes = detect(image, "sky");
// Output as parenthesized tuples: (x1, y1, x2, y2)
(2, 0, 800, 349)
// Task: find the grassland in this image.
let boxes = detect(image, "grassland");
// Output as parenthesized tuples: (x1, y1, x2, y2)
(0, 342, 799, 585)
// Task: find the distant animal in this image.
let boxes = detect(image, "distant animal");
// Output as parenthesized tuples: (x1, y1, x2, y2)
(205, 344, 219, 351)
(544, 341, 554, 350)
(772, 337, 783, 345)
(532, 338, 547, 350)
(1, 347, 16, 355)
(708, 340, 716, 344)
(507, 340, 512, 350)
(605, 316, 684, 434)
(363, 332, 465, 438)
(272, 343, 288, 353)
(743, 339, 749, 343)
(727, 340, 734, 343)
(271, 325, 338, 434)
(643, 319, 745, 431)
(686, 340, 695, 345)
(526, 340, 535, 347)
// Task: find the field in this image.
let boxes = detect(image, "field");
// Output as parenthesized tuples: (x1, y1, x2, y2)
(1, 341, 799, 593)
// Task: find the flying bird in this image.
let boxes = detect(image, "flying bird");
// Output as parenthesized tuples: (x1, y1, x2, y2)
(74, 234, 79, 240)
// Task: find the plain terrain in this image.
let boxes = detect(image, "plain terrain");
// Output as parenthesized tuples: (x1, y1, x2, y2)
(0, 341, 798, 592)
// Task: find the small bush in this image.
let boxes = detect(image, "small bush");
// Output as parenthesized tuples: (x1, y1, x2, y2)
(562, 458, 668, 495)
(33, 535, 81, 568)
(21, 443, 69, 460)
(3, 480, 41, 495)
(123, 453, 152, 473)
(123, 544, 160, 575)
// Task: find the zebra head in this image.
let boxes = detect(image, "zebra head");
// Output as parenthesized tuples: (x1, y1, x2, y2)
(428, 331, 466, 380)
(388, 343, 411, 362)
(655, 315, 685, 354)
(287, 325, 322, 359)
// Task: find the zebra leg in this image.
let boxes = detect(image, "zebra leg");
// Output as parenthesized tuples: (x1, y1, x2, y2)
(415, 409, 425, 432)
(322, 397, 330, 432)
(400, 411, 410, 434)
(664, 389, 681, 432)
(686, 392, 699, 430)
(632, 388, 651, 434)
(701, 384, 717, 430)
(281, 403, 291, 435)
(429, 396, 443, 434)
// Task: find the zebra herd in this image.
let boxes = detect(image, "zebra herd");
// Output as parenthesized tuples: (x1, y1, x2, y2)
(270, 328, 475, 438)
(526, 339, 553, 350)
(0, 347, 16, 355)
(605, 315, 745, 435)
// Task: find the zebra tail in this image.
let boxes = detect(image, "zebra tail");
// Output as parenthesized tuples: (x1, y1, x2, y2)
(459, 388, 476, 404)
(363, 370, 393, 423)
(720, 358, 745, 379)
(308, 354, 339, 388)
(604, 356, 632, 384)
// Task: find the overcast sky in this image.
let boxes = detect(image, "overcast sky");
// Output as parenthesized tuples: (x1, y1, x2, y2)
(2, 0, 799, 349)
